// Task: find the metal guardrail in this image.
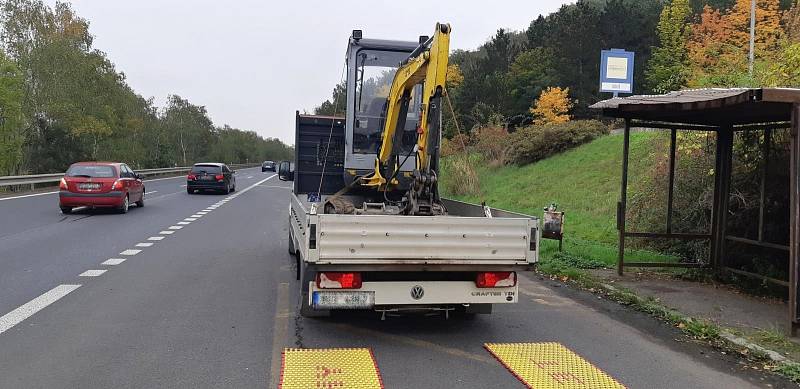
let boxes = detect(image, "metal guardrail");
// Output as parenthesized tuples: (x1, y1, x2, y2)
(0, 163, 261, 190)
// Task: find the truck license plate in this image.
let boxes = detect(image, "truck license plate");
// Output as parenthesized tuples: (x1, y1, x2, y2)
(312, 291, 374, 309)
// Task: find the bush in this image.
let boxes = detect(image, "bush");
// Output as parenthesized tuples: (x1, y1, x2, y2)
(441, 154, 480, 196)
(505, 120, 609, 165)
(440, 133, 470, 157)
(472, 125, 508, 166)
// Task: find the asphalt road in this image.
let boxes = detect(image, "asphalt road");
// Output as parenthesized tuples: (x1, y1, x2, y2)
(0, 167, 794, 388)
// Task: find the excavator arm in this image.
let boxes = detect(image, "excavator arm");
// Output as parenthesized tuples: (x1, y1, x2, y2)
(362, 23, 450, 196)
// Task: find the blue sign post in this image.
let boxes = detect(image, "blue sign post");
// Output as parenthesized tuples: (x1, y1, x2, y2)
(599, 49, 635, 97)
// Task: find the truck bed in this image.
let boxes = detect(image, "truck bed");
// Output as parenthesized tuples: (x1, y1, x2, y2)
(290, 195, 538, 266)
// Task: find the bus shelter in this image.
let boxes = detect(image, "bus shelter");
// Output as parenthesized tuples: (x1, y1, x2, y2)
(591, 88, 800, 333)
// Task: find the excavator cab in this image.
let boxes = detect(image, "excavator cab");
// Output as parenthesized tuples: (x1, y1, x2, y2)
(342, 31, 425, 191)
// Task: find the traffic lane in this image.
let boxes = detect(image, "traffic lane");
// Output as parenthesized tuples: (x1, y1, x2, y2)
(0, 176, 288, 388)
(0, 167, 262, 240)
(0, 169, 269, 315)
(292, 278, 788, 388)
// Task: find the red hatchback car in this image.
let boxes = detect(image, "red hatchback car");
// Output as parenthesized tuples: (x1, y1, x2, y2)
(59, 162, 145, 214)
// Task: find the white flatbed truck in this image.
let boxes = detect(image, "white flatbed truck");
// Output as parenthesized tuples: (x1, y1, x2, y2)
(280, 115, 539, 318)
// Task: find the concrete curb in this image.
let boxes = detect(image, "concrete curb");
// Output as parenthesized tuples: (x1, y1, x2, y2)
(719, 331, 788, 363)
(598, 283, 791, 364)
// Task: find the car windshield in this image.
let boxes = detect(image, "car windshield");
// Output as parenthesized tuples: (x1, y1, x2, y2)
(66, 165, 116, 178)
(191, 165, 222, 174)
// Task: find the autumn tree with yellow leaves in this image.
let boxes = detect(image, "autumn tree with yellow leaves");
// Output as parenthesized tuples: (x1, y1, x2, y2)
(530, 87, 572, 125)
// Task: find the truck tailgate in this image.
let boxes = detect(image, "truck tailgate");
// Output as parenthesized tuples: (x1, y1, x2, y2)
(315, 214, 535, 264)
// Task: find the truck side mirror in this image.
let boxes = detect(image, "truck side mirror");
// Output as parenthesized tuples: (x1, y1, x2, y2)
(278, 161, 294, 181)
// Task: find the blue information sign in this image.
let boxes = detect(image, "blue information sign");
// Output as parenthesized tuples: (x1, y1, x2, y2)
(599, 49, 635, 95)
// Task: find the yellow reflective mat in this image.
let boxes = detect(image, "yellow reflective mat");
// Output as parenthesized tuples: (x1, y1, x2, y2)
(279, 348, 384, 389)
(484, 342, 626, 389)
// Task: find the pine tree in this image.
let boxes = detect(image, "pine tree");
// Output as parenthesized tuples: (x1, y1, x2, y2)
(645, 0, 692, 93)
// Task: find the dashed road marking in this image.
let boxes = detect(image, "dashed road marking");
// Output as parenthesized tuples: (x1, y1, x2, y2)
(120, 249, 141, 256)
(148, 236, 165, 241)
(135, 242, 154, 247)
(184, 218, 197, 221)
(101, 258, 126, 266)
(147, 190, 158, 195)
(279, 348, 383, 389)
(177, 221, 190, 225)
(190, 214, 203, 218)
(484, 342, 626, 389)
(79, 269, 107, 277)
(168, 225, 183, 230)
(0, 191, 59, 201)
(196, 212, 208, 215)
(159, 230, 175, 235)
(0, 284, 81, 334)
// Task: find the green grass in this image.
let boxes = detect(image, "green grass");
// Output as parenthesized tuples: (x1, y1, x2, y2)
(442, 132, 676, 267)
(443, 132, 656, 244)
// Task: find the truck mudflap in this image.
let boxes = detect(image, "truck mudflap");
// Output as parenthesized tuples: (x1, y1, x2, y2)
(309, 281, 518, 310)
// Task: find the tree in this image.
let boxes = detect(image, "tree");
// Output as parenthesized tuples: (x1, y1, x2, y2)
(446, 64, 464, 89)
(687, 0, 784, 87)
(785, 0, 800, 42)
(763, 42, 800, 86)
(314, 82, 346, 116)
(646, 0, 692, 93)
(530, 87, 572, 125)
(0, 51, 24, 175)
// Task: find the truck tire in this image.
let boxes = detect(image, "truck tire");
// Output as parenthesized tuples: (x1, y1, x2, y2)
(299, 266, 330, 318)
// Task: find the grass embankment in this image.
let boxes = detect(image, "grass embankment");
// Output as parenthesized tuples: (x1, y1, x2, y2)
(441, 132, 674, 267)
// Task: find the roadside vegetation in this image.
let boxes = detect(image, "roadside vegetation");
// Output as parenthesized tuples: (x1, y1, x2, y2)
(0, 1, 293, 177)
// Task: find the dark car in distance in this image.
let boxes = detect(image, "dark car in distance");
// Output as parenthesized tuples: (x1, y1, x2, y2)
(187, 163, 236, 194)
(262, 160, 276, 172)
(59, 162, 144, 214)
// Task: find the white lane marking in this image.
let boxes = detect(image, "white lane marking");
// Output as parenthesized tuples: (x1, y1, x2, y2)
(197, 211, 208, 215)
(190, 214, 203, 218)
(177, 221, 190, 225)
(120, 249, 141, 256)
(168, 225, 183, 230)
(147, 191, 158, 195)
(102, 258, 126, 266)
(135, 242, 154, 247)
(246, 176, 253, 179)
(160, 230, 175, 235)
(148, 236, 165, 241)
(181, 184, 187, 187)
(202, 208, 213, 212)
(145, 175, 190, 183)
(0, 191, 59, 201)
(79, 269, 107, 277)
(184, 218, 197, 222)
(0, 284, 81, 334)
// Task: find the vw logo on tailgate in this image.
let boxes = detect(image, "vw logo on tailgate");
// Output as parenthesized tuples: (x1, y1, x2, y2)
(410, 285, 424, 300)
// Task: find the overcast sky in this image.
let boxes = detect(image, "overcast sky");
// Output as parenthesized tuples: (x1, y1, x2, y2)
(51, 0, 569, 143)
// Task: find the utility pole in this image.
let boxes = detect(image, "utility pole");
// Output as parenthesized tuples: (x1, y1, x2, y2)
(749, 0, 756, 77)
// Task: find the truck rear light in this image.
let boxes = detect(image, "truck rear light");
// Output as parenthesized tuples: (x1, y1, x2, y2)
(476, 272, 516, 288)
(59, 177, 68, 190)
(316, 272, 362, 289)
(215, 174, 224, 181)
(187, 174, 196, 180)
(112, 179, 124, 190)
